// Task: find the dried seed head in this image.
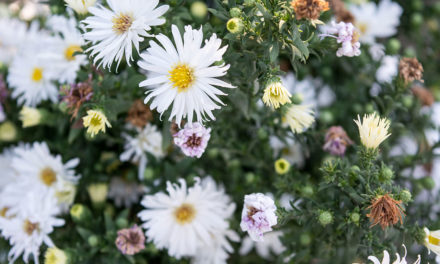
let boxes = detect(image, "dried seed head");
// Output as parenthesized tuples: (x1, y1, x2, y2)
(367, 194, 405, 230)
(126, 100, 153, 128)
(399, 57, 424, 84)
(290, 0, 330, 20)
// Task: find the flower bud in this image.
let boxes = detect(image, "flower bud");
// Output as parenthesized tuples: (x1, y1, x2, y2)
(421, 177, 435, 190)
(87, 183, 109, 205)
(275, 158, 290, 174)
(227, 18, 244, 34)
(19, 106, 42, 128)
(88, 235, 99, 247)
(0, 121, 17, 142)
(399, 190, 412, 203)
(387, 38, 401, 54)
(70, 204, 92, 223)
(300, 233, 311, 245)
(64, 0, 96, 15)
(318, 210, 333, 226)
(190, 1, 208, 19)
(350, 212, 360, 223)
(229, 7, 241, 18)
(44, 247, 68, 264)
(380, 167, 394, 182)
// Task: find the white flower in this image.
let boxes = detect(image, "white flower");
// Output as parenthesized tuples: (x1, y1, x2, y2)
(0, 191, 65, 264)
(7, 48, 58, 107)
(364, 244, 420, 264)
(44, 15, 87, 84)
(7, 142, 80, 209)
(269, 136, 305, 168)
(239, 231, 286, 260)
(376, 55, 399, 83)
(108, 177, 146, 208)
(425, 228, 440, 256)
(0, 18, 28, 65)
(321, 21, 361, 57)
(82, 0, 169, 69)
(240, 193, 277, 242)
(138, 25, 235, 125)
(354, 113, 391, 150)
(349, 0, 402, 44)
(283, 104, 315, 133)
(0, 148, 18, 192)
(120, 124, 164, 180)
(138, 177, 235, 259)
(64, 0, 96, 15)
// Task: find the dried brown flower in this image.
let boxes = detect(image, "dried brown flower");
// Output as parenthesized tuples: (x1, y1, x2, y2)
(399, 57, 424, 84)
(327, 0, 354, 23)
(115, 225, 145, 255)
(411, 85, 434, 106)
(126, 100, 153, 128)
(367, 194, 405, 230)
(62, 75, 93, 119)
(290, 0, 330, 20)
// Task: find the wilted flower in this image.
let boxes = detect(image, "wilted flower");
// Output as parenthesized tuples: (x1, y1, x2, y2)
(274, 158, 290, 174)
(262, 81, 292, 109)
(412, 85, 434, 106)
(240, 193, 277, 242)
(354, 113, 391, 150)
(173, 123, 211, 158)
(283, 104, 315, 133)
(367, 194, 405, 229)
(44, 247, 68, 264)
(82, 110, 111, 137)
(126, 100, 153, 128)
(64, 0, 96, 15)
(290, 0, 330, 20)
(362, 244, 420, 264)
(227, 18, 244, 34)
(323, 126, 353, 156)
(115, 225, 146, 255)
(62, 76, 93, 119)
(19, 106, 42, 128)
(328, 0, 354, 23)
(399, 57, 424, 84)
(321, 21, 361, 57)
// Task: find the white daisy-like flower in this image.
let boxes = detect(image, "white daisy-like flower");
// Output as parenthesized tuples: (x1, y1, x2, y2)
(120, 124, 164, 180)
(82, 0, 169, 69)
(0, 148, 18, 192)
(239, 231, 286, 260)
(7, 48, 58, 107)
(138, 177, 234, 259)
(0, 191, 65, 264)
(45, 15, 87, 84)
(8, 142, 80, 209)
(269, 136, 306, 168)
(376, 55, 399, 83)
(363, 244, 420, 264)
(283, 104, 315, 134)
(349, 0, 402, 45)
(64, 0, 96, 15)
(138, 25, 235, 125)
(0, 18, 28, 65)
(108, 177, 146, 208)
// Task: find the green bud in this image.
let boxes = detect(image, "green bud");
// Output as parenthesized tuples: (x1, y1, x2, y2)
(257, 128, 268, 140)
(144, 168, 154, 180)
(435, 2, 440, 14)
(350, 212, 360, 223)
(190, 1, 208, 19)
(421, 177, 435, 190)
(226, 18, 244, 34)
(365, 103, 374, 113)
(321, 67, 332, 79)
(300, 233, 311, 246)
(88, 235, 99, 247)
(411, 13, 423, 27)
(116, 217, 129, 229)
(244, 0, 255, 6)
(290, 93, 303, 105)
(70, 204, 92, 223)
(404, 47, 416, 58)
(318, 211, 333, 226)
(399, 190, 412, 203)
(350, 165, 361, 174)
(207, 148, 219, 159)
(387, 38, 401, 54)
(380, 167, 394, 182)
(319, 110, 334, 124)
(412, 0, 423, 10)
(302, 185, 314, 197)
(228, 159, 241, 169)
(245, 172, 255, 183)
(352, 104, 363, 114)
(402, 95, 414, 108)
(229, 7, 241, 18)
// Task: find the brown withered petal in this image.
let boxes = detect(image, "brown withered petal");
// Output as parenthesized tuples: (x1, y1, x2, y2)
(367, 194, 405, 230)
(327, 0, 354, 23)
(62, 75, 93, 119)
(399, 57, 424, 84)
(290, 0, 330, 20)
(411, 85, 434, 106)
(126, 100, 153, 128)
(115, 225, 145, 255)
(170, 120, 186, 136)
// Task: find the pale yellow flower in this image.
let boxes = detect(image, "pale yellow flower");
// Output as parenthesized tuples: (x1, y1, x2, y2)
(275, 158, 290, 174)
(87, 183, 109, 204)
(19, 106, 42, 128)
(0, 121, 17, 142)
(82, 110, 111, 137)
(424, 228, 440, 256)
(44, 247, 68, 264)
(354, 113, 391, 149)
(262, 82, 292, 109)
(283, 104, 315, 133)
(64, 0, 96, 15)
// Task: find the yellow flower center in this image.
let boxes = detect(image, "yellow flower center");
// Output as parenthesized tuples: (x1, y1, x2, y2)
(90, 116, 102, 127)
(169, 64, 195, 93)
(40, 167, 57, 186)
(64, 45, 83, 61)
(112, 13, 133, 35)
(31, 67, 43, 82)
(174, 203, 196, 224)
(23, 219, 39, 235)
(0, 207, 8, 218)
(429, 235, 440, 245)
(357, 22, 368, 35)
